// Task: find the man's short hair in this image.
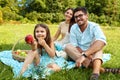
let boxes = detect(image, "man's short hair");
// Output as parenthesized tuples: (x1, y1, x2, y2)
(74, 7, 88, 14)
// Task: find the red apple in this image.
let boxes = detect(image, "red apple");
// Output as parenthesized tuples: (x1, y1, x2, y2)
(15, 51, 19, 55)
(25, 34, 34, 44)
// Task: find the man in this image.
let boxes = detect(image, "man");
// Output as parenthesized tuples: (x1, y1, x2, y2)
(65, 7, 106, 80)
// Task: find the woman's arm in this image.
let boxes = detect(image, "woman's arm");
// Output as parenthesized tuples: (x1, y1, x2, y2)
(53, 27, 61, 41)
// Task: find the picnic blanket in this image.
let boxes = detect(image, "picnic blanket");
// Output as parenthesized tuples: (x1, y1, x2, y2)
(0, 50, 111, 79)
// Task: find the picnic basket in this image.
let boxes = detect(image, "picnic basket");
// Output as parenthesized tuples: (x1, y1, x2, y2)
(12, 37, 29, 62)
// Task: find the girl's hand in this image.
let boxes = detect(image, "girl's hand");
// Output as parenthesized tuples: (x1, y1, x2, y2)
(30, 40, 37, 51)
(38, 37, 46, 46)
(25, 34, 34, 44)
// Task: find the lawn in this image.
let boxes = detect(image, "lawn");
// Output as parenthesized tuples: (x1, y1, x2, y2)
(0, 24, 120, 80)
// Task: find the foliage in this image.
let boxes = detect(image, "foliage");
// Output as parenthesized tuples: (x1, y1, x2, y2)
(25, 11, 40, 22)
(0, 0, 120, 26)
(88, 13, 99, 23)
(76, 0, 85, 6)
(0, 9, 3, 24)
(1, 6, 23, 21)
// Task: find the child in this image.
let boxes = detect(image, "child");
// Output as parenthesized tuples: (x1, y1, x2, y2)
(20, 24, 61, 76)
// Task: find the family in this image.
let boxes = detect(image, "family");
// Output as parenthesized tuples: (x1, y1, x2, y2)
(19, 7, 120, 80)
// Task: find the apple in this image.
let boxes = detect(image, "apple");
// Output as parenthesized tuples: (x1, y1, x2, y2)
(15, 51, 19, 54)
(15, 49, 21, 55)
(19, 51, 27, 57)
(25, 34, 34, 44)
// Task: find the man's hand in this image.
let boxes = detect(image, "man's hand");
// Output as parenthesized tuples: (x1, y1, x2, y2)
(75, 55, 86, 67)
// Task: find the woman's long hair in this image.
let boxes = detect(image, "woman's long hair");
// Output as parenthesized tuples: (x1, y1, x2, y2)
(64, 8, 75, 33)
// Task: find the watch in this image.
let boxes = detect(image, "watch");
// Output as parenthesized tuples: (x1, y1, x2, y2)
(82, 52, 87, 58)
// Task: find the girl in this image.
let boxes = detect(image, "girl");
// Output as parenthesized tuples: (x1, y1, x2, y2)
(20, 24, 61, 76)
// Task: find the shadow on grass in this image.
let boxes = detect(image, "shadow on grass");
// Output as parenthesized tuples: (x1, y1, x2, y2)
(0, 43, 31, 80)
(0, 42, 31, 51)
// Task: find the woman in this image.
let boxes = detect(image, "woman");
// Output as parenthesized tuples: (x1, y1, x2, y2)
(53, 8, 75, 46)
(53, 8, 75, 59)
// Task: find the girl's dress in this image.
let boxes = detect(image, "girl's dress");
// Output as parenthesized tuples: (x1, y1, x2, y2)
(22, 49, 74, 79)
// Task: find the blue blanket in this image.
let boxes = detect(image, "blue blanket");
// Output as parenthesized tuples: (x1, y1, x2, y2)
(0, 50, 111, 79)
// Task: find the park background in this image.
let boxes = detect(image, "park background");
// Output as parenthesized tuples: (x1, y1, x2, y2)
(0, 0, 120, 80)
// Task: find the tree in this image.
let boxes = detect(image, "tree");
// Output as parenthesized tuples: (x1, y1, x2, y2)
(76, 0, 85, 6)
(85, 0, 104, 16)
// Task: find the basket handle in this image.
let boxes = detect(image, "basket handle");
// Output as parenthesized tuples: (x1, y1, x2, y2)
(12, 37, 25, 52)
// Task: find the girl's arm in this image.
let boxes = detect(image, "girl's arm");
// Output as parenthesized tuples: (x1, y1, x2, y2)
(38, 38, 55, 57)
(29, 40, 37, 51)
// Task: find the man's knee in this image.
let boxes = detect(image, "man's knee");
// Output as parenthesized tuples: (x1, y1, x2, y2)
(93, 58, 103, 65)
(92, 50, 103, 62)
(64, 44, 72, 51)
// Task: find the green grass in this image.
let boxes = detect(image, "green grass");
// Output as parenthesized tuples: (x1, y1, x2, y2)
(0, 24, 120, 80)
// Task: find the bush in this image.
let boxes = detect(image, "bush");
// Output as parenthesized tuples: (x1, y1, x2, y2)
(20, 18, 31, 24)
(38, 13, 64, 23)
(52, 13, 64, 23)
(25, 11, 40, 22)
(45, 20, 52, 24)
(38, 13, 53, 22)
(1, 7, 23, 21)
(98, 15, 107, 23)
(89, 13, 99, 23)
(110, 21, 120, 27)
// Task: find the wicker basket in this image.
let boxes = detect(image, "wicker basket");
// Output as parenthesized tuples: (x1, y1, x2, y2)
(12, 38, 29, 62)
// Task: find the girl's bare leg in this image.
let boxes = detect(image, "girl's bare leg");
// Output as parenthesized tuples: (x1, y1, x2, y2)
(20, 50, 39, 75)
(47, 63, 61, 72)
(34, 51, 40, 66)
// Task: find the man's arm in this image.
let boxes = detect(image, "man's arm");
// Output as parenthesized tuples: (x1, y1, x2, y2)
(84, 40, 105, 57)
(76, 46, 83, 53)
(75, 40, 105, 67)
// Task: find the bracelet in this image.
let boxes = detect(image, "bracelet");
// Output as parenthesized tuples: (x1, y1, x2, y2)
(82, 52, 87, 58)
